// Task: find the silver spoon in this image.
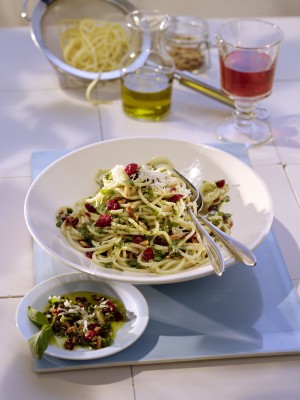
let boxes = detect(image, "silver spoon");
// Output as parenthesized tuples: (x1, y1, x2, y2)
(173, 168, 257, 267)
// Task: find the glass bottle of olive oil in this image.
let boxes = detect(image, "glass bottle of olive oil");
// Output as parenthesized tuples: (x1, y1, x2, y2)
(121, 10, 174, 121)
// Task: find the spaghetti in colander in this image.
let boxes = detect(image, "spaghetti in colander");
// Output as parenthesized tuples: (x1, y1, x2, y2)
(59, 18, 129, 72)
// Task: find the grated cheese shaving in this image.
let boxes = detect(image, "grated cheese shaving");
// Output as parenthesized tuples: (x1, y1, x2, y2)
(137, 165, 170, 187)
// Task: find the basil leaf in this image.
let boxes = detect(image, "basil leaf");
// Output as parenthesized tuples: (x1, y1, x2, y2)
(28, 325, 54, 360)
(27, 306, 49, 328)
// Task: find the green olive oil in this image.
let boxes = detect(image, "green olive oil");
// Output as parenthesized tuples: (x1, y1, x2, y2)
(121, 72, 172, 121)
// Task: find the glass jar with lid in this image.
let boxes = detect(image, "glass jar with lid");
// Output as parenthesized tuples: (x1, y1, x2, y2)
(121, 10, 175, 121)
(164, 15, 210, 73)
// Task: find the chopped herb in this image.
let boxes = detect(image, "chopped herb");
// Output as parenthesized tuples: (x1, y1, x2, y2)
(56, 215, 64, 228)
(153, 249, 166, 262)
(147, 187, 154, 198)
(77, 223, 94, 242)
(127, 259, 143, 269)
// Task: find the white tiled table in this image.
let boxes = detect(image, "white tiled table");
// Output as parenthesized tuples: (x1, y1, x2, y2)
(1, 16, 300, 400)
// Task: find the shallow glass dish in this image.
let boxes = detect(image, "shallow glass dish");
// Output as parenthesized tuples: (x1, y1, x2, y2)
(16, 272, 149, 360)
(24, 138, 273, 284)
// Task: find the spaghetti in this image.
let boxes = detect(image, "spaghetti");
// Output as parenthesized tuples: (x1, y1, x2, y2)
(56, 160, 232, 275)
(58, 18, 129, 72)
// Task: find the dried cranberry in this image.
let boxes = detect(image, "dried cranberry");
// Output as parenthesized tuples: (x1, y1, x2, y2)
(125, 163, 139, 177)
(64, 339, 75, 350)
(142, 247, 154, 261)
(85, 251, 93, 259)
(102, 300, 116, 313)
(133, 235, 145, 244)
(216, 179, 225, 188)
(65, 216, 79, 227)
(75, 296, 87, 303)
(168, 194, 183, 203)
(106, 199, 120, 210)
(113, 310, 124, 322)
(71, 218, 79, 227)
(85, 203, 97, 213)
(154, 236, 168, 246)
(85, 330, 96, 341)
(95, 214, 112, 227)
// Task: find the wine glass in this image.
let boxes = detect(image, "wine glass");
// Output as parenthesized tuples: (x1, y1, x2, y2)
(216, 19, 283, 146)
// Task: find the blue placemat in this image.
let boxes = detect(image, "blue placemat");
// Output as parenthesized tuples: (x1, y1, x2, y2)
(31, 143, 300, 372)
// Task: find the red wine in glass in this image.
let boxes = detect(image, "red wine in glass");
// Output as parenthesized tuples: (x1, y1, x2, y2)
(216, 18, 283, 146)
(220, 50, 276, 98)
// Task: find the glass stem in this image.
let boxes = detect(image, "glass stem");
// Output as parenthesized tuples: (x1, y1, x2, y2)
(233, 100, 257, 130)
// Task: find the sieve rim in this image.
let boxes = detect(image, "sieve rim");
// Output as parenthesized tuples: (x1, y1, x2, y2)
(30, 0, 137, 81)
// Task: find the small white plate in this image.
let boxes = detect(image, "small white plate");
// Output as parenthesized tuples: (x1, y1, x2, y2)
(16, 272, 149, 360)
(24, 138, 273, 284)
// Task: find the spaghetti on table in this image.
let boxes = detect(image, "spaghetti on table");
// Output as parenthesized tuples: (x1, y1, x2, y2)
(56, 159, 232, 274)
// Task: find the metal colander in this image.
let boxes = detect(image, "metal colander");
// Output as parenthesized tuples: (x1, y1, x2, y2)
(22, 0, 136, 82)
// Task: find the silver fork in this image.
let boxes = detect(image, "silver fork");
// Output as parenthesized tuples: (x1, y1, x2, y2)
(174, 168, 257, 268)
(171, 169, 225, 277)
(149, 157, 224, 276)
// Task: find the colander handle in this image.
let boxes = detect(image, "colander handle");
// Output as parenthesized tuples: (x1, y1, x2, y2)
(21, 0, 30, 21)
(107, 0, 137, 13)
(21, 0, 53, 21)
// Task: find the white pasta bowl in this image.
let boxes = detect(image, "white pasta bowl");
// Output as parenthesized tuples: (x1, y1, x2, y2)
(24, 138, 273, 284)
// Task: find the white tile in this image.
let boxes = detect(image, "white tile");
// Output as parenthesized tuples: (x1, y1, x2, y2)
(1, 298, 134, 400)
(254, 164, 300, 280)
(132, 356, 300, 400)
(246, 81, 300, 166)
(100, 79, 281, 165)
(0, 89, 102, 177)
(101, 83, 226, 144)
(0, 18, 300, 400)
(0, 27, 61, 91)
(247, 142, 280, 166)
(266, 81, 300, 165)
(100, 81, 265, 144)
(195, 77, 300, 167)
(285, 165, 300, 207)
(0, 177, 34, 296)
